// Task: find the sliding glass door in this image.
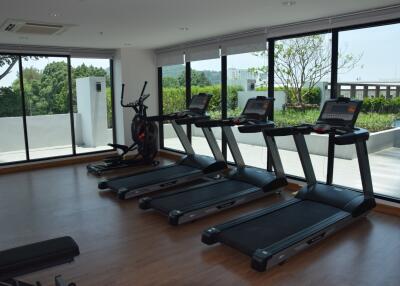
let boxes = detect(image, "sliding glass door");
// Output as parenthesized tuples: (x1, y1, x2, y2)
(22, 56, 73, 159)
(0, 54, 115, 165)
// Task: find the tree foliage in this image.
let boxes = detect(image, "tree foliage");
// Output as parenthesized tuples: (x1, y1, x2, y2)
(251, 35, 360, 106)
(0, 55, 40, 81)
(0, 61, 111, 120)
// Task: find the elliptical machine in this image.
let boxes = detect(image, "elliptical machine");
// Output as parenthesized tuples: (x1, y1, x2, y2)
(87, 81, 159, 176)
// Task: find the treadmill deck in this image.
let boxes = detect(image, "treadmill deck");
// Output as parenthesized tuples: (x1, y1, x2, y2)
(106, 164, 200, 190)
(150, 180, 256, 213)
(217, 200, 349, 256)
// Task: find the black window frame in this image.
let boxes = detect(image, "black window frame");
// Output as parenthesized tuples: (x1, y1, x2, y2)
(0, 52, 117, 167)
(158, 18, 400, 203)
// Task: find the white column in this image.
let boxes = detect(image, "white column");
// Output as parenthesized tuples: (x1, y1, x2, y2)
(76, 76, 108, 147)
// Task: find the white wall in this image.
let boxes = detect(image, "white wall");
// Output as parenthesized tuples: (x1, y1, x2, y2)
(0, 114, 77, 152)
(113, 48, 158, 146)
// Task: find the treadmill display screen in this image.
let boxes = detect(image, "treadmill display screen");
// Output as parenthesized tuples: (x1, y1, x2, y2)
(319, 101, 360, 124)
(242, 99, 271, 117)
(189, 94, 210, 111)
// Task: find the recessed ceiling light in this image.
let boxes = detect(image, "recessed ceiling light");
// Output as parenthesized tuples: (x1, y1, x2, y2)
(179, 27, 189, 31)
(282, 1, 296, 6)
(49, 12, 60, 17)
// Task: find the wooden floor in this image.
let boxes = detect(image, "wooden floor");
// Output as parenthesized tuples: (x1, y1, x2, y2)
(0, 160, 400, 286)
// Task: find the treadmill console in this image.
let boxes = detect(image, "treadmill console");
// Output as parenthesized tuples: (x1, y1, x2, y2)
(188, 93, 212, 115)
(241, 96, 273, 121)
(316, 98, 362, 130)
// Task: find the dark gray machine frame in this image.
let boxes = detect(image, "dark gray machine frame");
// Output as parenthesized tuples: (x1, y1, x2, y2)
(202, 98, 376, 271)
(98, 93, 227, 200)
(139, 97, 288, 225)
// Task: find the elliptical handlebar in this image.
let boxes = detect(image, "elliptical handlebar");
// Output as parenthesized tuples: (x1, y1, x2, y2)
(120, 81, 149, 108)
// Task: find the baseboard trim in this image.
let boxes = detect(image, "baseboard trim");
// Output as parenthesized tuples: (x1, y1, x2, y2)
(0, 152, 117, 175)
(375, 200, 400, 217)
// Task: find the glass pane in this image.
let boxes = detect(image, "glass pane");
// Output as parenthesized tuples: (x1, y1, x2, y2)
(162, 64, 186, 152)
(336, 24, 400, 199)
(22, 56, 73, 159)
(71, 58, 113, 154)
(190, 58, 222, 157)
(226, 50, 268, 167)
(274, 33, 332, 180)
(0, 55, 26, 163)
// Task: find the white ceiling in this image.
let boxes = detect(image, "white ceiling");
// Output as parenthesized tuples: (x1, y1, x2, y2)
(0, 0, 398, 49)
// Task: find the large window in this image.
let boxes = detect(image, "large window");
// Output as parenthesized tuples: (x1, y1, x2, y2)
(190, 59, 222, 157)
(161, 64, 186, 151)
(71, 58, 114, 154)
(334, 24, 400, 199)
(226, 51, 268, 167)
(0, 55, 26, 163)
(274, 33, 332, 181)
(0, 54, 115, 165)
(159, 20, 400, 202)
(22, 56, 73, 159)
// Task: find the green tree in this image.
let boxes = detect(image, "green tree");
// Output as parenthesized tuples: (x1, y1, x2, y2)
(0, 55, 39, 81)
(73, 64, 109, 85)
(0, 87, 22, 117)
(162, 76, 180, 88)
(177, 70, 211, 87)
(250, 35, 360, 106)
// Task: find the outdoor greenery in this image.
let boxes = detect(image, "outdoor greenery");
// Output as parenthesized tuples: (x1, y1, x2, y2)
(274, 108, 399, 132)
(0, 61, 113, 127)
(162, 84, 243, 116)
(362, 96, 400, 113)
(255, 86, 321, 105)
(163, 72, 398, 132)
(251, 35, 360, 107)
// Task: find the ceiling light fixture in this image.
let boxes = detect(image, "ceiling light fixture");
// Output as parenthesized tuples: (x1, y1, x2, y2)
(49, 12, 60, 17)
(179, 27, 189, 31)
(282, 1, 296, 7)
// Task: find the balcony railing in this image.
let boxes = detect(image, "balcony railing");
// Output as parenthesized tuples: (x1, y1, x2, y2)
(330, 82, 400, 99)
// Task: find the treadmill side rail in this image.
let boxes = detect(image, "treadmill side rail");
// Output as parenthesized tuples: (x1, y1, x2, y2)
(168, 187, 271, 225)
(251, 211, 351, 272)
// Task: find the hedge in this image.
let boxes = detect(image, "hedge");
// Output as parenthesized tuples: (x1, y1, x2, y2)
(362, 96, 400, 113)
(162, 85, 243, 115)
(274, 108, 398, 132)
(256, 86, 321, 105)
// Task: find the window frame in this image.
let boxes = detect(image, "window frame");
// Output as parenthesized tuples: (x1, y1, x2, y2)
(0, 52, 117, 166)
(158, 18, 400, 203)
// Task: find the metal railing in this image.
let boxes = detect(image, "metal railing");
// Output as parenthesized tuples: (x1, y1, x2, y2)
(329, 82, 400, 99)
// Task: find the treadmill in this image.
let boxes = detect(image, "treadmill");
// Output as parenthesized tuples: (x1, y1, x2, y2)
(98, 93, 227, 200)
(139, 96, 288, 225)
(202, 97, 376, 272)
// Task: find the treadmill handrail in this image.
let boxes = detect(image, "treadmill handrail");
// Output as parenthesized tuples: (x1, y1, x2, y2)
(175, 115, 210, 125)
(262, 125, 313, 137)
(237, 121, 274, 133)
(333, 128, 369, 145)
(195, 117, 270, 128)
(146, 110, 203, 122)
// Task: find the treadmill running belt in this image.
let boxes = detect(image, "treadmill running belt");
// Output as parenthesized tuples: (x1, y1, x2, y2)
(107, 165, 199, 190)
(218, 200, 343, 256)
(151, 180, 255, 213)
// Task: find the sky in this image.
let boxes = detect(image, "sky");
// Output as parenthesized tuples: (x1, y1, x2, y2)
(1, 23, 400, 88)
(191, 23, 400, 83)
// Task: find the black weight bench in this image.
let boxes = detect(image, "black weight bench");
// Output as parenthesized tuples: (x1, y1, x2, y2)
(0, 236, 80, 286)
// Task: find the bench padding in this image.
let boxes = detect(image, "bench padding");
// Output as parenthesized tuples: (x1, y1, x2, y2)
(0, 236, 80, 281)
